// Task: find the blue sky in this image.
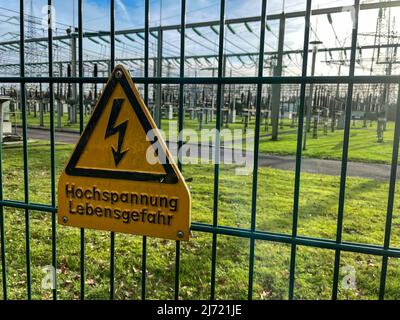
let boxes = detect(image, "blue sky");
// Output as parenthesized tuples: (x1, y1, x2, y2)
(0, 1, 398, 77)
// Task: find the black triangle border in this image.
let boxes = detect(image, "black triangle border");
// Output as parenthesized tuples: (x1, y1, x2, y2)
(65, 66, 178, 184)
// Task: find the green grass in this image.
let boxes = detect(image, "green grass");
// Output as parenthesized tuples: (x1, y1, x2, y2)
(258, 121, 394, 164)
(0, 141, 400, 300)
(10, 111, 395, 164)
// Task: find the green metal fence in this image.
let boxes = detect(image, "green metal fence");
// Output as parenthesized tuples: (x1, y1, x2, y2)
(1, 0, 400, 300)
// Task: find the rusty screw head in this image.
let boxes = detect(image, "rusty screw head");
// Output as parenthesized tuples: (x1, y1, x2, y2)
(62, 216, 68, 223)
(177, 231, 184, 239)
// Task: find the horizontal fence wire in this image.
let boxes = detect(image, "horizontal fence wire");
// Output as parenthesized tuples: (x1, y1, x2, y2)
(1, 197, 400, 257)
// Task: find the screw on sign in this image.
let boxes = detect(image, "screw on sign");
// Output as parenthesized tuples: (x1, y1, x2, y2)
(57, 65, 191, 241)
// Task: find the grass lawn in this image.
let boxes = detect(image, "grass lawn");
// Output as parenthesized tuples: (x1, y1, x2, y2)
(0, 141, 400, 300)
(258, 121, 394, 165)
(10, 112, 395, 164)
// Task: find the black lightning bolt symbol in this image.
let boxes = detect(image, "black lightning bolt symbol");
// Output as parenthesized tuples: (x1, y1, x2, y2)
(105, 98, 129, 166)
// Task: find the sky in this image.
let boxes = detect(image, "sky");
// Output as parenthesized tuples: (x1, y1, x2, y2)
(0, 0, 398, 78)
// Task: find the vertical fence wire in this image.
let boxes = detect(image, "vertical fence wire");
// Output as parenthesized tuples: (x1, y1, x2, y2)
(0, 16, 6, 297)
(19, 0, 32, 300)
(0, 134, 5, 300)
(78, 0, 85, 300)
(48, 0, 57, 300)
(247, 0, 267, 301)
(175, 0, 186, 301)
(288, 0, 312, 300)
(141, 0, 150, 301)
(0, 0, 7, 294)
(109, 0, 116, 301)
(331, 0, 360, 300)
(378, 85, 400, 299)
(210, 0, 225, 300)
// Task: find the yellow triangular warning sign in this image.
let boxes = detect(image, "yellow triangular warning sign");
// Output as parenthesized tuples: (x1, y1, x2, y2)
(57, 65, 191, 241)
(75, 91, 166, 175)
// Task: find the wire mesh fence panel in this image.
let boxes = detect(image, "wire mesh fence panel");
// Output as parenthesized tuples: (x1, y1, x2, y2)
(0, 0, 400, 300)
